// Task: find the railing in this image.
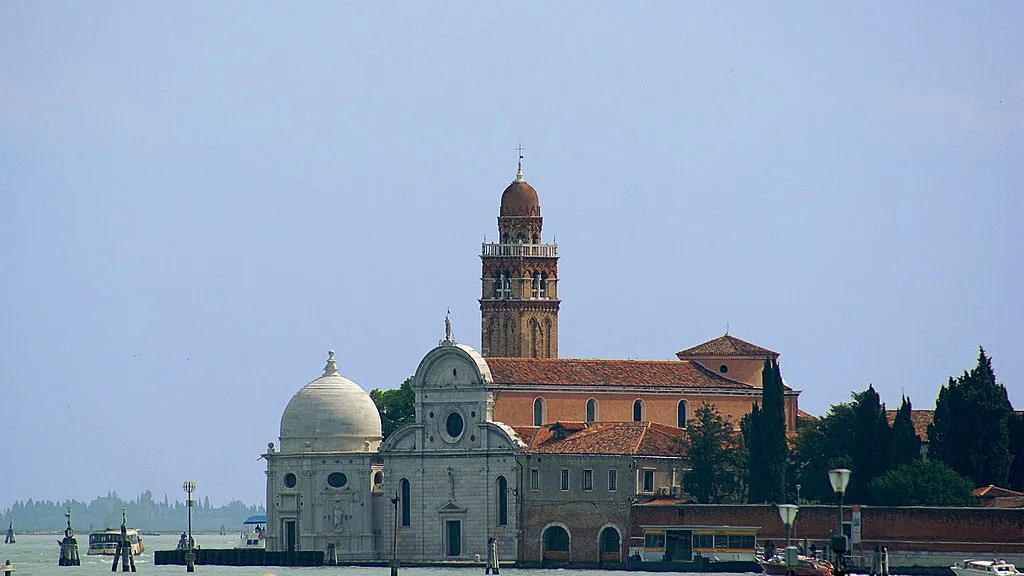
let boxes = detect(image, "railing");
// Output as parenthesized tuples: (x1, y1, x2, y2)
(481, 243, 558, 257)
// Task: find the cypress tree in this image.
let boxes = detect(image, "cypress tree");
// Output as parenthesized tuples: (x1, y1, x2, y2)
(849, 385, 891, 503)
(744, 404, 765, 502)
(890, 395, 921, 468)
(761, 357, 788, 503)
(928, 348, 1013, 487)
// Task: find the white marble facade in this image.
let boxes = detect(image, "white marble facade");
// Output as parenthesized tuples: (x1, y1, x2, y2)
(265, 337, 523, 563)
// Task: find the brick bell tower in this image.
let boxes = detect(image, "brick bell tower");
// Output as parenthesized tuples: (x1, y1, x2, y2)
(480, 154, 560, 358)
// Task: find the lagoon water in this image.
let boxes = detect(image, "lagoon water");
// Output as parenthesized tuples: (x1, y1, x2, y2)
(2, 533, 754, 576)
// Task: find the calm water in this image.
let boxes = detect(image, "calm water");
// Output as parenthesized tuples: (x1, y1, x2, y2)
(0, 533, 753, 576)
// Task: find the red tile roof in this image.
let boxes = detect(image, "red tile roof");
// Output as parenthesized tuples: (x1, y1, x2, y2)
(884, 409, 934, 442)
(973, 485, 1024, 498)
(487, 358, 754, 390)
(675, 334, 779, 359)
(522, 421, 686, 456)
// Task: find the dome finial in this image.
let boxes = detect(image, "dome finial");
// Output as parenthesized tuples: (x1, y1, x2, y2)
(323, 349, 339, 376)
(515, 142, 525, 182)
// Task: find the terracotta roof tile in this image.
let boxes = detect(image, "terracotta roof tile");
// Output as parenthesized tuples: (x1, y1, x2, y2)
(885, 409, 933, 442)
(973, 485, 1024, 498)
(523, 421, 685, 456)
(487, 358, 753, 389)
(675, 334, 779, 359)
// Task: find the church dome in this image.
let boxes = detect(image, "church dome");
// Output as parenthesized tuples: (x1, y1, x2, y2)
(279, 351, 382, 453)
(500, 179, 540, 217)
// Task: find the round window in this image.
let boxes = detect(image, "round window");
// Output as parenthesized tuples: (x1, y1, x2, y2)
(719, 364, 728, 373)
(327, 472, 347, 488)
(283, 473, 297, 488)
(445, 411, 464, 438)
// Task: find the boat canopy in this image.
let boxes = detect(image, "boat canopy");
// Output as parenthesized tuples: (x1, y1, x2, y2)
(243, 515, 267, 525)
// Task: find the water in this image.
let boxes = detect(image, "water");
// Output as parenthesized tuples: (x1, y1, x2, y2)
(1, 534, 748, 576)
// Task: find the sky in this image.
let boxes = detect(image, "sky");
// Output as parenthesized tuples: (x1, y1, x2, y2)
(1, 3, 1021, 512)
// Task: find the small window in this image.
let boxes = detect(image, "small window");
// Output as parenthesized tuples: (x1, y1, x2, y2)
(560, 469, 570, 491)
(608, 469, 617, 492)
(586, 398, 597, 422)
(496, 476, 508, 526)
(327, 472, 347, 488)
(677, 400, 688, 428)
(530, 469, 540, 491)
(644, 532, 666, 548)
(719, 364, 728, 373)
(400, 478, 411, 526)
(642, 469, 655, 493)
(533, 398, 544, 426)
(283, 473, 297, 489)
(633, 399, 644, 422)
(445, 412, 464, 438)
(582, 469, 593, 491)
(373, 471, 384, 485)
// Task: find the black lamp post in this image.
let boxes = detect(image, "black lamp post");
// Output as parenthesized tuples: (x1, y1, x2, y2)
(390, 492, 400, 576)
(828, 468, 851, 576)
(183, 480, 196, 573)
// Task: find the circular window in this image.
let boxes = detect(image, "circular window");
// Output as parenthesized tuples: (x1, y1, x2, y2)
(283, 473, 297, 488)
(719, 364, 728, 373)
(327, 472, 348, 488)
(445, 411, 464, 438)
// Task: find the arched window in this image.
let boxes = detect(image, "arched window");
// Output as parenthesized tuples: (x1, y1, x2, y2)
(543, 525, 570, 556)
(496, 476, 508, 526)
(677, 400, 688, 428)
(539, 272, 547, 298)
(531, 272, 541, 298)
(632, 399, 644, 422)
(533, 398, 545, 426)
(586, 399, 597, 423)
(600, 526, 621, 555)
(400, 478, 411, 526)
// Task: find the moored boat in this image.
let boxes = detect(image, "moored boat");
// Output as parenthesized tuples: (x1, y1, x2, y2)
(757, 552, 833, 576)
(87, 528, 144, 556)
(951, 559, 1023, 576)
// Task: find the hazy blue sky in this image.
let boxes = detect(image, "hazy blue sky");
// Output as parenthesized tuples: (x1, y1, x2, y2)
(1, 3, 1020, 512)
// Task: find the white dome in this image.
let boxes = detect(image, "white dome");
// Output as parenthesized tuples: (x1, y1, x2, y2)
(279, 351, 382, 453)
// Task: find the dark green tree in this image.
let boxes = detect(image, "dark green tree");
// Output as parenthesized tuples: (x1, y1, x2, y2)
(928, 348, 1013, 488)
(1009, 412, 1024, 491)
(685, 403, 743, 503)
(791, 403, 855, 503)
(848, 385, 891, 503)
(743, 404, 765, 502)
(745, 357, 788, 503)
(369, 376, 416, 440)
(889, 395, 921, 468)
(869, 459, 976, 506)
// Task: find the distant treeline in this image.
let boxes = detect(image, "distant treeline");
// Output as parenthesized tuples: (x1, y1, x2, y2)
(1, 490, 264, 533)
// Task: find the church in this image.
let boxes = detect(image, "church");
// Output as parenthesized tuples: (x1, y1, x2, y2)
(261, 158, 802, 565)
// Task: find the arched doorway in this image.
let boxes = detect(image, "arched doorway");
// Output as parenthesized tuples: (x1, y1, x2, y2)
(599, 525, 621, 565)
(541, 524, 570, 563)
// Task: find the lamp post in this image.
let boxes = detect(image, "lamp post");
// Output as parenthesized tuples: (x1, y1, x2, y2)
(390, 492, 400, 576)
(828, 468, 851, 576)
(777, 503, 799, 575)
(183, 480, 196, 573)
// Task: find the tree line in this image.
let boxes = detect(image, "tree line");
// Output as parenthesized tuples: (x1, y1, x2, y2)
(686, 347, 1022, 505)
(1, 490, 264, 533)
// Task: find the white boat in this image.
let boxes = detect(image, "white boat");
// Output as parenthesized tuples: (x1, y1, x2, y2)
(951, 559, 1023, 576)
(87, 528, 144, 556)
(235, 514, 267, 549)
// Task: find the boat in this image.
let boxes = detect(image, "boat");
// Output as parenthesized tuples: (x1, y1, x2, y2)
(757, 551, 834, 576)
(951, 559, 1023, 576)
(87, 528, 144, 556)
(235, 514, 267, 549)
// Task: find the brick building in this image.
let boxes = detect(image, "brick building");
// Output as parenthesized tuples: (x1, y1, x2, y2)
(477, 160, 800, 434)
(515, 421, 686, 567)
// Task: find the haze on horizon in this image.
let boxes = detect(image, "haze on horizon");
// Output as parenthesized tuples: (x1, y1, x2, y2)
(1, 2, 1020, 512)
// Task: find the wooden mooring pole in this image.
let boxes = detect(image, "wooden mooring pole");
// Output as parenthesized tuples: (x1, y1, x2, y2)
(110, 508, 135, 572)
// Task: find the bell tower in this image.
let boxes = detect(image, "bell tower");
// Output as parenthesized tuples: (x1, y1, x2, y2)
(480, 155, 560, 358)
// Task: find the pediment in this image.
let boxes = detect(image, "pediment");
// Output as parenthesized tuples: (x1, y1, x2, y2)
(436, 500, 466, 514)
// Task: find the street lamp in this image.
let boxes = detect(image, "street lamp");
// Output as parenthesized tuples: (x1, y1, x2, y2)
(777, 503, 799, 574)
(390, 492, 400, 576)
(183, 480, 196, 573)
(828, 468, 851, 576)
